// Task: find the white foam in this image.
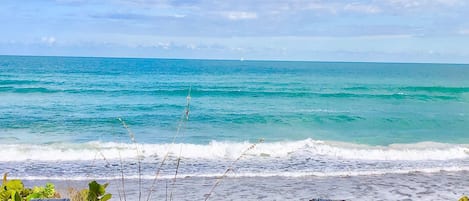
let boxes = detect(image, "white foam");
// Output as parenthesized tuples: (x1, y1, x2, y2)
(11, 166, 469, 181)
(0, 139, 468, 161)
(300, 140, 469, 160)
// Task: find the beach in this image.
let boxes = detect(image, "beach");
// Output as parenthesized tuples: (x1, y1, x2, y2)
(21, 171, 469, 200)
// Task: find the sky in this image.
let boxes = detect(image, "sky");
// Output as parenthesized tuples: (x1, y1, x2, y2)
(1, 0, 469, 63)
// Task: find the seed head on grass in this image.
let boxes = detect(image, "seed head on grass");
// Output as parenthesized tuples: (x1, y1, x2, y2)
(204, 138, 264, 201)
(169, 87, 192, 201)
(146, 87, 192, 201)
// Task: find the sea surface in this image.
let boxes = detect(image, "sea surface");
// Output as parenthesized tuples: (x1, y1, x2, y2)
(1, 55, 469, 199)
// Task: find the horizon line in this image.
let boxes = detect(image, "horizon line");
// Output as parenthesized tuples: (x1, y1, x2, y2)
(1, 54, 468, 66)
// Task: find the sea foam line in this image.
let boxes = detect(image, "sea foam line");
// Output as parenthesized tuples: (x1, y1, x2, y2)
(0, 139, 468, 161)
(12, 166, 469, 181)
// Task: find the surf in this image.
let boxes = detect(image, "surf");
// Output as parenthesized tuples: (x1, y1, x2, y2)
(1, 139, 468, 162)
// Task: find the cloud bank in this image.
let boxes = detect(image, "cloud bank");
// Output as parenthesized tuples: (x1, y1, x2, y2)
(1, 0, 469, 63)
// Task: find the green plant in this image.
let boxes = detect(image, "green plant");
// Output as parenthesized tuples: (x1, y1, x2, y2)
(1, 173, 59, 201)
(1, 173, 25, 201)
(68, 181, 111, 201)
(25, 182, 57, 201)
(87, 181, 111, 201)
(84, 181, 112, 201)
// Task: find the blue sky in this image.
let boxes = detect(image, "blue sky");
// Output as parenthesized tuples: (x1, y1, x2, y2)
(1, 0, 469, 63)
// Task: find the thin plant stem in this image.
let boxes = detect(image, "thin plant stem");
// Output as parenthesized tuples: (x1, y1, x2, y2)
(119, 151, 127, 201)
(118, 117, 143, 201)
(87, 146, 111, 179)
(169, 157, 180, 201)
(146, 87, 192, 201)
(169, 87, 191, 201)
(165, 180, 168, 201)
(99, 151, 112, 167)
(204, 138, 264, 201)
(86, 152, 99, 179)
(117, 189, 123, 201)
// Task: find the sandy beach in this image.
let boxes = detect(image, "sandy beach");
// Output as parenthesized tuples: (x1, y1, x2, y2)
(21, 170, 469, 200)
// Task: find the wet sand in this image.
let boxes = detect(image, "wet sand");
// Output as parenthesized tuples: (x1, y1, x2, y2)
(22, 170, 469, 200)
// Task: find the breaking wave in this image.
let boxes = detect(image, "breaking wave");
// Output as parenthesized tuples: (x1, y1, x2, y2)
(1, 139, 468, 162)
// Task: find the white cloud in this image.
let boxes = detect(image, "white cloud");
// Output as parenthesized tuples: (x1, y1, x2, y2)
(285, 1, 381, 15)
(156, 42, 171, 49)
(119, 0, 199, 9)
(41, 36, 56, 46)
(55, 0, 85, 3)
(230, 47, 244, 51)
(384, 0, 465, 8)
(344, 3, 381, 14)
(172, 14, 186, 18)
(386, 0, 421, 8)
(303, 2, 338, 13)
(221, 11, 258, 20)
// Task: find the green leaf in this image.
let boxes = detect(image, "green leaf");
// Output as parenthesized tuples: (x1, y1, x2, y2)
(5, 180, 23, 192)
(100, 194, 112, 201)
(88, 181, 100, 194)
(32, 186, 44, 194)
(87, 191, 98, 201)
(21, 188, 33, 199)
(0, 190, 11, 201)
(44, 183, 55, 198)
(12, 191, 22, 201)
(85, 181, 111, 201)
(26, 192, 42, 201)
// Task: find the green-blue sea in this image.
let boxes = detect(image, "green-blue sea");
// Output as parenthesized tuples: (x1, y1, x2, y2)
(1, 55, 469, 180)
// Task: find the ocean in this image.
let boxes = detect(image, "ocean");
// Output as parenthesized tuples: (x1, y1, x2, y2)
(1, 55, 469, 200)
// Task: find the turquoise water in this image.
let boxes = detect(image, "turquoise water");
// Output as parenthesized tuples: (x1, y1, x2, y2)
(1, 55, 469, 145)
(1, 55, 469, 180)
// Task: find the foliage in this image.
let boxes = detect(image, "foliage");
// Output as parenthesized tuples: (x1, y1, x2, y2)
(1, 173, 25, 201)
(69, 181, 111, 201)
(1, 173, 58, 201)
(87, 181, 111, 201)
(25, 183, 57, 201)
(1, 173, 112, 201)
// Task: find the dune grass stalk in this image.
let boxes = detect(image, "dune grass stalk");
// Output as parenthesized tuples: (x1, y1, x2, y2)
(169, 88, 192, 201)
(204, 138, 264, 201)
(118, 117, 143, 201)
(145, 87, 192, 201)
(118, 152, 127, 201)
(84, 152, 108, 185)
(165, 180, 168, 201)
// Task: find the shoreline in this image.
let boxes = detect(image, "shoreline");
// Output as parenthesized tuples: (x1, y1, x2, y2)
(21, 170, 469, 200)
